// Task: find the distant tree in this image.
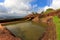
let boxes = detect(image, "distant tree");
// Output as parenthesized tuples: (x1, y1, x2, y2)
(41, 11, 44, 14)
(35, 12, 38, 14)
(32, 12, 35, 15)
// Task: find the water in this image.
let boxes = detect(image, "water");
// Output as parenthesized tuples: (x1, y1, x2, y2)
(5, 21, 46, 40)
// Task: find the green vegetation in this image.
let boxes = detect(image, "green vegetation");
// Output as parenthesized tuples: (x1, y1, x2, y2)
(44, 8, 55, 14)
(1, 8, 60, 40)
(53, 16, 60, 40)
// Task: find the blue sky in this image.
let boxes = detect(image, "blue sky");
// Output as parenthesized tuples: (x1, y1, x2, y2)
(0, 0, 4, 2)
(31, 0, 52, 7)
(0, 0, 52, 8)
(30, 0, 52, 12)
(0, 0, 53, 17)
(0, 0, 60, 17)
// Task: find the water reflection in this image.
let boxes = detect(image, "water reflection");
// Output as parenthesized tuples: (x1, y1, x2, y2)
(5, 21, 46, 40)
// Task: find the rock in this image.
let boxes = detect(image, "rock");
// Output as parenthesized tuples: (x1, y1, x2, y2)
(32, 16, 40, 23)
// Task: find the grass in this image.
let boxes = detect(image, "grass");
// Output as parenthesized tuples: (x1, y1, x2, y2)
(53, 16, 60, 40)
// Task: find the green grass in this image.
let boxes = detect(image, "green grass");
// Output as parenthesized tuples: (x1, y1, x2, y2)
(53, 16, 60, 40)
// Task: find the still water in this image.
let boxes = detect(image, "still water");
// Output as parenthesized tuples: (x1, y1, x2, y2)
(5, 21, 46, 40)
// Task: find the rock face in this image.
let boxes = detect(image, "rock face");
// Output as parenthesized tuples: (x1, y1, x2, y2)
(25, 13, 41, 21)
(32, 16, 40, 23)
(0, 24, 21, 40)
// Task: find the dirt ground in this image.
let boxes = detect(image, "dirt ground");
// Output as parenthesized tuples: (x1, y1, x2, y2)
(0, 25, 21, 40)
(0, 16, 56, 40)
(41, 17, 56, 40)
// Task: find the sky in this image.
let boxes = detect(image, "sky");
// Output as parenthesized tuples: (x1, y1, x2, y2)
(0, 0, 60, 18)
(0, 0, 4, 2)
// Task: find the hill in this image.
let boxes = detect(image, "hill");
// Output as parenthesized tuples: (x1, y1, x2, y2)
(0, 8, 60, 40)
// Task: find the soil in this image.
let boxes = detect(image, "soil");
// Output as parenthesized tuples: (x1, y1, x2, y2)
(40, 17, 56, 40)
(0, 16, 56, 40)
(0, 25, 21, 40)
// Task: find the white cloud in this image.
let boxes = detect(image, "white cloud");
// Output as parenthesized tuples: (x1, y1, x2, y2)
(50, 0, 60, 9)
(0, 0, 35, 17)
(3, 0, 32, 13)
(0, 3, 3, 5)
(37, 8, 44, 13)
(44, 6, 53, 11)
(4, 0, 32, 10)
(44, 0, 60, 10)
